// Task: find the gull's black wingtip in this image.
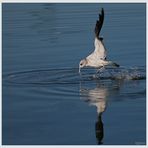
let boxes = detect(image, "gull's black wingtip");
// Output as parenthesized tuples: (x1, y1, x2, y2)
(95, 8, 105, 39)
(101, 8, 104, 18)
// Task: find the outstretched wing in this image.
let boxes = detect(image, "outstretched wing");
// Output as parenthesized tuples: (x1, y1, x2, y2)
(94, 8, 106, 60)
(95, 8, 104, 39)
(86, 8, 106, 65)
(94, 38, 107, 60)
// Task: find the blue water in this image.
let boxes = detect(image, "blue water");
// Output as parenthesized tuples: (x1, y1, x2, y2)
(2, 3, 146, 145)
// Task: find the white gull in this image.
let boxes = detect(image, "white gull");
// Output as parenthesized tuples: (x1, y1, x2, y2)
(79, 8, 119, 73)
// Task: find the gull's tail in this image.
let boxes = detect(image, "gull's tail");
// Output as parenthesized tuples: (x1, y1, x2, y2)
(103, 60, 120, 67)
(110, 62, 120, 67)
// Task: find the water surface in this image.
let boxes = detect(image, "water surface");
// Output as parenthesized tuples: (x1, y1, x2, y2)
(2, 3, 146, 145)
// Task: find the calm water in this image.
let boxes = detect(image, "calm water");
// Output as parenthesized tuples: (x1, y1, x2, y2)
(2, 3, 146, 145)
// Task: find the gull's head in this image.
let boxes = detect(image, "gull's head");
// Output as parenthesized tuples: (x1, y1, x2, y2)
(79, 59, 87, 73)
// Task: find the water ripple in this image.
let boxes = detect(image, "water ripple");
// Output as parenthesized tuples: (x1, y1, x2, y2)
(3, 66, 146, 87)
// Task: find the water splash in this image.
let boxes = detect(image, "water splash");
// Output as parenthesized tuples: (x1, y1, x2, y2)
(81, 66, 146, 81)
(3, 66, 146, 86)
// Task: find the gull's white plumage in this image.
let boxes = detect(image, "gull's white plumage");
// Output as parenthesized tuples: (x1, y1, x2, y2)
(79, 8, 119, 73)
(86, 38, 107, 68)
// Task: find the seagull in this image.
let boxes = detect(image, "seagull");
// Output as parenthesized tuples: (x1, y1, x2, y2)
(79, 8, 119, 74)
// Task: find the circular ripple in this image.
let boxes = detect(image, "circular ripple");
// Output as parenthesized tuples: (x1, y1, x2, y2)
(3, 68, 80, 86)
(3, 66, 146, 86)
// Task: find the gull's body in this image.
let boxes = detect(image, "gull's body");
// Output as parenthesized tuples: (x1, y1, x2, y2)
(79, 8, 119, 73)
(85, 38, 107, 68)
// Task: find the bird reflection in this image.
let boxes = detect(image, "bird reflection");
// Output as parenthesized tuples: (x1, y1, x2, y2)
(79, 79, 122, 144)
(95, 114, 104, 144)
(80, 84, 107, 144)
